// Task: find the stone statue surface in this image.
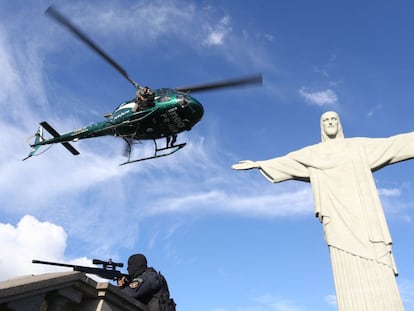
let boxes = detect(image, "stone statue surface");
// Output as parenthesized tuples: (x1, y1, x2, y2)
(233, 111, 414, 310)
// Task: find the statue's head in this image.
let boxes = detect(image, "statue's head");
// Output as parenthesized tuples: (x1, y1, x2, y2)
(320, 111, 344, 142)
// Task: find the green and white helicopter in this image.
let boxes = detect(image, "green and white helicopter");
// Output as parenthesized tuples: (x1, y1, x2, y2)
(24, 6, 262, 165)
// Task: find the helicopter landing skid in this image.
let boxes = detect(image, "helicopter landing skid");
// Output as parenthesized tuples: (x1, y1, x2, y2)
(120, 140, 186, 165)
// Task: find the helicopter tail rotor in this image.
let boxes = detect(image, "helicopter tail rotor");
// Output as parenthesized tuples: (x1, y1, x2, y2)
(23, 125, 45, 160)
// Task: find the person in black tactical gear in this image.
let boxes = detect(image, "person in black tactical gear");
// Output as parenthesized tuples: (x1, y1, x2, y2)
(133, 86, 155, 112)
(117, 253, 176, 311)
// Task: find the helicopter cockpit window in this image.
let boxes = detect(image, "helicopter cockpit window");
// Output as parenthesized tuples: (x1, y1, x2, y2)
(155, 88, 170, 97)
(154, 88, 171, 102)
(176, 94, 189, 108)
(158, 96, 171, 102)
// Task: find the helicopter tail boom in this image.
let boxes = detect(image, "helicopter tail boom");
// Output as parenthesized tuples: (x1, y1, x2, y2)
(23, 122, 80, 161)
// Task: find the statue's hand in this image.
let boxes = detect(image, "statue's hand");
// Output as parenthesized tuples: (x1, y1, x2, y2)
(232, 160, 259, 170)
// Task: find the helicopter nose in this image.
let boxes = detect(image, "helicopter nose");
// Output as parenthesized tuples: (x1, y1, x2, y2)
(189, 97, 204, 120)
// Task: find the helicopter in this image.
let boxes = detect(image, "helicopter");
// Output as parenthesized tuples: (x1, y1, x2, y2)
(24, 6, 262, 165)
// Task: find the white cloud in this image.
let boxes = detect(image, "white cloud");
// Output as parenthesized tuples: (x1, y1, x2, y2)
(0, 31, 21, 104)
(0, 215, 67, 280)
(60, 1, 235, 52)
(0, 215, 118, 283)
(40, 0, 273, 79)
(324, 294, 337, 306)
(53, 0, 195, 46)
(378, 187, 401, 197)
(203, 15, 232, 47)
(146, 186, 313, 218)
(299, 88, 338, 106)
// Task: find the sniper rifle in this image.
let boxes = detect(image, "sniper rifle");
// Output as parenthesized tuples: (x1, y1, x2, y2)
(32, 258, 128, 282)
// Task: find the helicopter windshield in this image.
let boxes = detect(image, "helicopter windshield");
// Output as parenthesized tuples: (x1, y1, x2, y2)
(152, 88, 170, 102)
(114, 99, 135, 111)
(155, 88, 171, 97)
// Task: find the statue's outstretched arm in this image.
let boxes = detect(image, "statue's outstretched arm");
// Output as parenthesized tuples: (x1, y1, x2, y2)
(232, 160, 260, 170)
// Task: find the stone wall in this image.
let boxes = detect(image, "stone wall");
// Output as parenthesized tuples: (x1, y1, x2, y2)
(0, 271, 148, 311)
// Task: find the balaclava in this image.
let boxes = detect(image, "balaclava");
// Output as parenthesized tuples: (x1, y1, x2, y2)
(127, 254, 148, 277)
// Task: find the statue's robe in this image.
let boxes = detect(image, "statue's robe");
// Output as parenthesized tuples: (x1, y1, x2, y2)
(257, 133, 414, 310)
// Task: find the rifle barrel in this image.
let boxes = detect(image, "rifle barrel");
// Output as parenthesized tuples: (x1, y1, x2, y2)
(32, 259, 78, 269)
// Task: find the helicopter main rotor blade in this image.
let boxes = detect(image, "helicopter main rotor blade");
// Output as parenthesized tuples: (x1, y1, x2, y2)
(45, 6, 139, 89)
(174, 74, 263, 93)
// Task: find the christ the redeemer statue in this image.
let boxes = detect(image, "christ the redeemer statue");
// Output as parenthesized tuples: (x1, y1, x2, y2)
(232, 111, 414, 310)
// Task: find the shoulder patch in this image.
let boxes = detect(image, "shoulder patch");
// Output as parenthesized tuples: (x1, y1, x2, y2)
(129, 277, 143, 289)
(129, 281, 139, 288)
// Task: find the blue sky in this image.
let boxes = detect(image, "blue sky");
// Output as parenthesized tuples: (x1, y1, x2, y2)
(1, 1, 414, 310)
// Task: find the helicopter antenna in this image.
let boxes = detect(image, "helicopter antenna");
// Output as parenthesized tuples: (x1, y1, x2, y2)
(45, 6, 140, 89)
